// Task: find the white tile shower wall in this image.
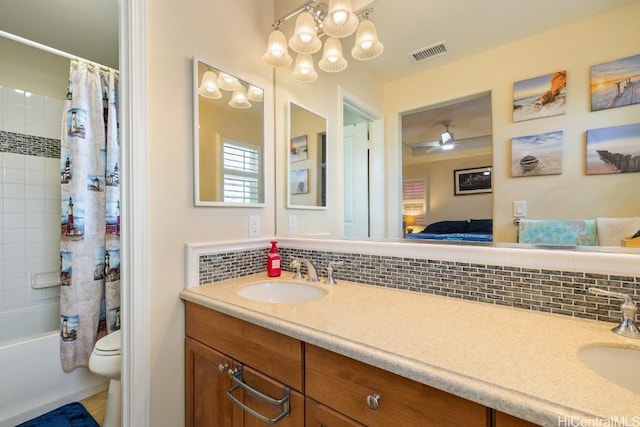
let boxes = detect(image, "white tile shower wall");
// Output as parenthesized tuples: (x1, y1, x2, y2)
(1, 84, 62, 312)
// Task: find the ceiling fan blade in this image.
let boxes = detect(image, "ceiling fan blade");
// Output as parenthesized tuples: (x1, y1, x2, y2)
(403, 139, 439, 148)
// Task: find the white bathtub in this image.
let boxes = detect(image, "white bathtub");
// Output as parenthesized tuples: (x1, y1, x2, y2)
(0, 303, 108, 427)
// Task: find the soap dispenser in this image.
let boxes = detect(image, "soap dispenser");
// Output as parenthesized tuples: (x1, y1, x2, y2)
(267, 241, 281, 277)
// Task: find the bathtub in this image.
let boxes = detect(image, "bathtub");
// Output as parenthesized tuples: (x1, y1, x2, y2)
(0, 303, 108, 427)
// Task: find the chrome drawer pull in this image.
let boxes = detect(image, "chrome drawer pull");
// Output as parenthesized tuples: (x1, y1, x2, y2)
(217, 363, 229, 374)
(226, 364, 291, 425)
(366, 393, 381, 410)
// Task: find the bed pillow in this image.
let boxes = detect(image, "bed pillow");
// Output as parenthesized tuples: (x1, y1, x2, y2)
(421, 220, 469, 234)
(467, 219, 493, 233)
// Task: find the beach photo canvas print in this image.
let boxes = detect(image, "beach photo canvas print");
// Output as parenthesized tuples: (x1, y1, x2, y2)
(591, 53, 640, 111)
(513, 71, 566, 122)
(511, 130, 563, 177)
(586, 123, 640, 175)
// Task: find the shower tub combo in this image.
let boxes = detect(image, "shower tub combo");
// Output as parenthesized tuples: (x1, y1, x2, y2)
(0, 301, 107, 427)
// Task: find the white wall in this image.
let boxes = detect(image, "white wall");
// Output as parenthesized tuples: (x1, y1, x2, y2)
(384, 2, 640, 243)
(0, 39, 65, 324)
(147, 0, 275, 425)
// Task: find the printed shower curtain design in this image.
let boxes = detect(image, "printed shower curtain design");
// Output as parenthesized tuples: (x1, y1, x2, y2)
(60, 60, 120, 372)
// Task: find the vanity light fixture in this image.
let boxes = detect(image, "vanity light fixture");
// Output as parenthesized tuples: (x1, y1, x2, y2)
(247, 85, 264, 102)
(197, 69, 222, 99)
(228, 85, 252, 109)
(264, 0, 383, 82)
(217, 72, 242, 91)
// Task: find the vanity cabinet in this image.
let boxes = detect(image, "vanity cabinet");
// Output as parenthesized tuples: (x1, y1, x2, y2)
(185, 301, 539, 427)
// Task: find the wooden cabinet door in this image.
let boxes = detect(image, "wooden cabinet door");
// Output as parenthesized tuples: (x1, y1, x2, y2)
(234, 364, 304, 427)
(185, 337, 242, 427)
(305, 398, 365, 427)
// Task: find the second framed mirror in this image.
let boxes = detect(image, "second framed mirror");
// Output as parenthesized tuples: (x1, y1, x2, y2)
(287, 101, 327, 209)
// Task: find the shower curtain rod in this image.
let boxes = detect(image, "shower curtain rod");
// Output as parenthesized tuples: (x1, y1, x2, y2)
(0, 29, 118, 73)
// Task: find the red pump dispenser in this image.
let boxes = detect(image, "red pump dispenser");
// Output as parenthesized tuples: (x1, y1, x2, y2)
(267, 240, 281, 277)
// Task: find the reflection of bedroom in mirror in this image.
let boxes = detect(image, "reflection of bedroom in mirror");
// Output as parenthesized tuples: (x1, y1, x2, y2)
(287, 101, 327, 209)
(401, 92, 493, 242)
(192, 57, 265, 206)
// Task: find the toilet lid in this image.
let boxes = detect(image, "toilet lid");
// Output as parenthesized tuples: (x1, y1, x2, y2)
(95, 330, 122, 355)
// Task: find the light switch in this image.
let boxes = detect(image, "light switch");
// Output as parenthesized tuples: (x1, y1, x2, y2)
(288, 215, 297, 235)
(513, 201, 526, 217)
(249, 215, 260, 237)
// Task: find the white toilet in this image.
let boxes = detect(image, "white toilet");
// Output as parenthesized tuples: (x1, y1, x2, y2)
(89, 329, 122, 427)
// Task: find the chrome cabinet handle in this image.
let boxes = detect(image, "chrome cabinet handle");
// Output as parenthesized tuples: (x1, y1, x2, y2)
(217, 363, 229, 374)
(226, 364, 291, 424)
(366, 393, 381, 410)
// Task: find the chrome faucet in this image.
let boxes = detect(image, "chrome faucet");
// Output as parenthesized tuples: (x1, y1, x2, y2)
(290, 258, 304, 280)
(324, 261, 344, 285)
(589, 288, 640, 339)
(301, 259, 319, 282)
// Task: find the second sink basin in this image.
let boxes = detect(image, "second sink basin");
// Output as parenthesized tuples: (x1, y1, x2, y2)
(578, 345, 640, 395)
(236, 280, 328, 303)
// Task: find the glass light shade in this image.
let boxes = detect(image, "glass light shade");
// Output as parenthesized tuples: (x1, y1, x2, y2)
(217, 72, 242, 91)
(291, 53, 318, 82)
(263, 29, 293, 67)
(351, 19, 384, 60)
(289, 11, 322, 54)
(318, 37, 348, 73)
(198, 70, 222, 99)
(247, 85, 264, 102)
(323, 0, 358, 38)
(228, 85, 252, 109)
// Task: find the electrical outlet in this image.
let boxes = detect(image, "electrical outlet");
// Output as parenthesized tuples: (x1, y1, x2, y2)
(249, 215, 260, 237)
(288, 215, 297, 235)
(513, 201, 526, 217)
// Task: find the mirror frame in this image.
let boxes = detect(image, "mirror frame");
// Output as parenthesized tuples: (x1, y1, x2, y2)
(286, 99, 328, 210)
(192, 56, 266, 207)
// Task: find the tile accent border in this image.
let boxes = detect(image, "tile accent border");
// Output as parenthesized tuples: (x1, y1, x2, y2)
(191, 238, 640, 324)
(0, 130, 60, 158)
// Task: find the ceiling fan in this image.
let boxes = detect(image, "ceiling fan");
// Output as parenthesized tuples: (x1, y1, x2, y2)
(404, 122, 456, 154)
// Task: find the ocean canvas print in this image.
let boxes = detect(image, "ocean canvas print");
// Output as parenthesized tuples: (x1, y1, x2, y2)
(586, 123, 640, 175)
(511, 131, 564, 177)
(591, 53, 640, 111)
(513, 71, 566, 122)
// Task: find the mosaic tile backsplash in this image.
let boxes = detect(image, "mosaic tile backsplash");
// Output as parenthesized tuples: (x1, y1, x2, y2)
(198, 246, 639, 324)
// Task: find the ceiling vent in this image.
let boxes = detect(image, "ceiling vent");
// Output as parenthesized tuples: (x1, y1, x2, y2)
(408, 41, 447, 63)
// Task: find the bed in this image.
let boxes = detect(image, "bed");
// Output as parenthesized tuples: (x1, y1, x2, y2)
(406, 219, 493, 242)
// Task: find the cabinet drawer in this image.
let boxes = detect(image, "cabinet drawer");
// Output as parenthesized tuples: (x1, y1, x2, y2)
(185, 302, 304, 391)
(305, 344, 487, 427)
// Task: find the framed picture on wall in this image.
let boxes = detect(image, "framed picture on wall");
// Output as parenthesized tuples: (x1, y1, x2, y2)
(512, 70, 566, 122)
(290, 168, 309, 194)
(586, 123, 640, 175)
(511, 130, 564, 177)
(454, 166, 492, 196)
(290, 135, 308, 162)
(591, 53, 640, 111)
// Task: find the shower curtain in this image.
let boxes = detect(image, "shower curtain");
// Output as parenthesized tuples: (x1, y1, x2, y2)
(60, 60, 120, 372)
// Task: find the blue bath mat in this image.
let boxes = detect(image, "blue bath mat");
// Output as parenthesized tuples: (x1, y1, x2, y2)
(16, 402, 99, 427)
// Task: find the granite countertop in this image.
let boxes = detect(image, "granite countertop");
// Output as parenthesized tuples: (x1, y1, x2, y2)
(180, 272, 640, 426)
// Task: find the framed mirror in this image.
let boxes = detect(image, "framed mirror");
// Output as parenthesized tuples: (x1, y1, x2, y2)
(193, 57, 265, 206)
(287, 101, 327, 209)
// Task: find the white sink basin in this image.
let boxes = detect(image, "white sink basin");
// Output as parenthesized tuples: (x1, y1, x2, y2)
(236, 281, 328, 303)
(578, 345, 640, 395)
